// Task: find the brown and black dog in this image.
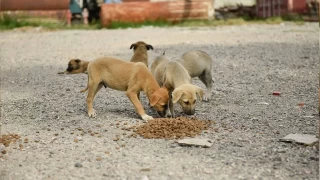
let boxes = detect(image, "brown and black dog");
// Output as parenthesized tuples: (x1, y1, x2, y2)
(58, 59, 90, 74)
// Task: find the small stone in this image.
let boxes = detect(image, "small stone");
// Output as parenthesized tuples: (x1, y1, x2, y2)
(177, 138, 213, 148)
(273, 130, 280, 134)
(74, 162, 82, 167)
(54, 133, 59, 136)
(140, 168, 151, 172)
(309, 156, 319, 161)
(280, 134, 318, 145)
(75, 137, 82, 141)
(141, 176, 150, 180)
(96, 157, 102, 161)
(257, 102, 269, 105)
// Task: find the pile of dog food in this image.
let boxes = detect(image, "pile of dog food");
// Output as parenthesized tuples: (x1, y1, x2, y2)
(135, 117, 211, 139)
(0, 134, 21, 147)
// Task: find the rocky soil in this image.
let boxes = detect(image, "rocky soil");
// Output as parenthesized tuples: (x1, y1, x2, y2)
(0, 23, 319, 180)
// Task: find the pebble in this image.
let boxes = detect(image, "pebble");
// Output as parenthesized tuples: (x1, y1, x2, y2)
(74, 162, 83, 167)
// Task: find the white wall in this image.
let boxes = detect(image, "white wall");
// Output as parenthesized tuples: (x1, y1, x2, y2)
(215, 0, 256, 9)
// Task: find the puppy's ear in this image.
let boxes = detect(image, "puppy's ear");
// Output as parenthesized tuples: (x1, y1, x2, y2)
(172, 89, 184, 103)
(130, 44, 136, 49)
(149, 94, 160, 106)
(146, 44, 153, 50)
(75, 59, 81, 63)
(196, 88, 204, 102)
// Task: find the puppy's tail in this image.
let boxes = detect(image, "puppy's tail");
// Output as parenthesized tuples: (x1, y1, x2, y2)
(80, 86, 88, 93)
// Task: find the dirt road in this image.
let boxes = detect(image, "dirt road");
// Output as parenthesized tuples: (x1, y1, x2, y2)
(0, 23, 319, 180)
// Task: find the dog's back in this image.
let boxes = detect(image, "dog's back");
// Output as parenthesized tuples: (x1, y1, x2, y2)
(88, 57, 149, 91)
(179, 50, 212, 77)
(151, 55, 190, 90)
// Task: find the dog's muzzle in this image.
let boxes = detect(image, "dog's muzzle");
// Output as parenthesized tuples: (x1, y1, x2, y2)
(184, 109, 195, 115)
(66, 66, 73, 72)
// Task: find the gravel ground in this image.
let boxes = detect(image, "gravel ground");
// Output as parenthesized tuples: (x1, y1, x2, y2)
(0, 23, 319, 180)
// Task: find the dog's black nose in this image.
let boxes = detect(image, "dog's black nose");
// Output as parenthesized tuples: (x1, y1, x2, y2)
(185, 109, 195, 115)
(66, 66, 73, 72)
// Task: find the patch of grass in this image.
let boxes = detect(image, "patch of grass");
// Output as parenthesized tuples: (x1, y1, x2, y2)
(0, 14, 103, 30)
(0, 13, 306, 31)
(108, 20, 171, 29)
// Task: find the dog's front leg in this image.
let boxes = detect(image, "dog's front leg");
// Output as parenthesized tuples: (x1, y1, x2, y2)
(169, 99, 175, 118)
(126, 91, 153, 121)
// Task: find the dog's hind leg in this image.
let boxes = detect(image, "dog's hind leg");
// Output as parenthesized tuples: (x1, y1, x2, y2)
(94, 83, 104, 97)
(199, 70, 213, 101)
(80, 86, 88, 93)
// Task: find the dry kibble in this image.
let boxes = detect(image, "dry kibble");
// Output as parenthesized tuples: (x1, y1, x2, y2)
(132, 117, 211, 139)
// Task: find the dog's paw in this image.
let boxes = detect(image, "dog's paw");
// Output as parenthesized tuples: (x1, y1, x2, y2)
(88, 109, 97, 118)
(141, 114, 153, 121)
(203, 95, 210, 102)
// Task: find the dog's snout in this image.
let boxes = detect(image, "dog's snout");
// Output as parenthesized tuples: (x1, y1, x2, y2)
(66, 66, 73, 72)
(184, 109, 195, 115)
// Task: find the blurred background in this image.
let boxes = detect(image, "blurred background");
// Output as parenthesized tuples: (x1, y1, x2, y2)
(0, 0, 319, 29)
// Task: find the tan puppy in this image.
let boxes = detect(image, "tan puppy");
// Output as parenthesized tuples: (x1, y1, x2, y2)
(130, 41, 153, 67)
(151, 54, 204, 117)
(178, 50, 213, 101)
(58, 59, 90, 74)
(80, 57, 169, 120)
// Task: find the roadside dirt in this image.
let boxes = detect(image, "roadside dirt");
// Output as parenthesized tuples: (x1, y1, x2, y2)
(0, 23, 319, 180)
